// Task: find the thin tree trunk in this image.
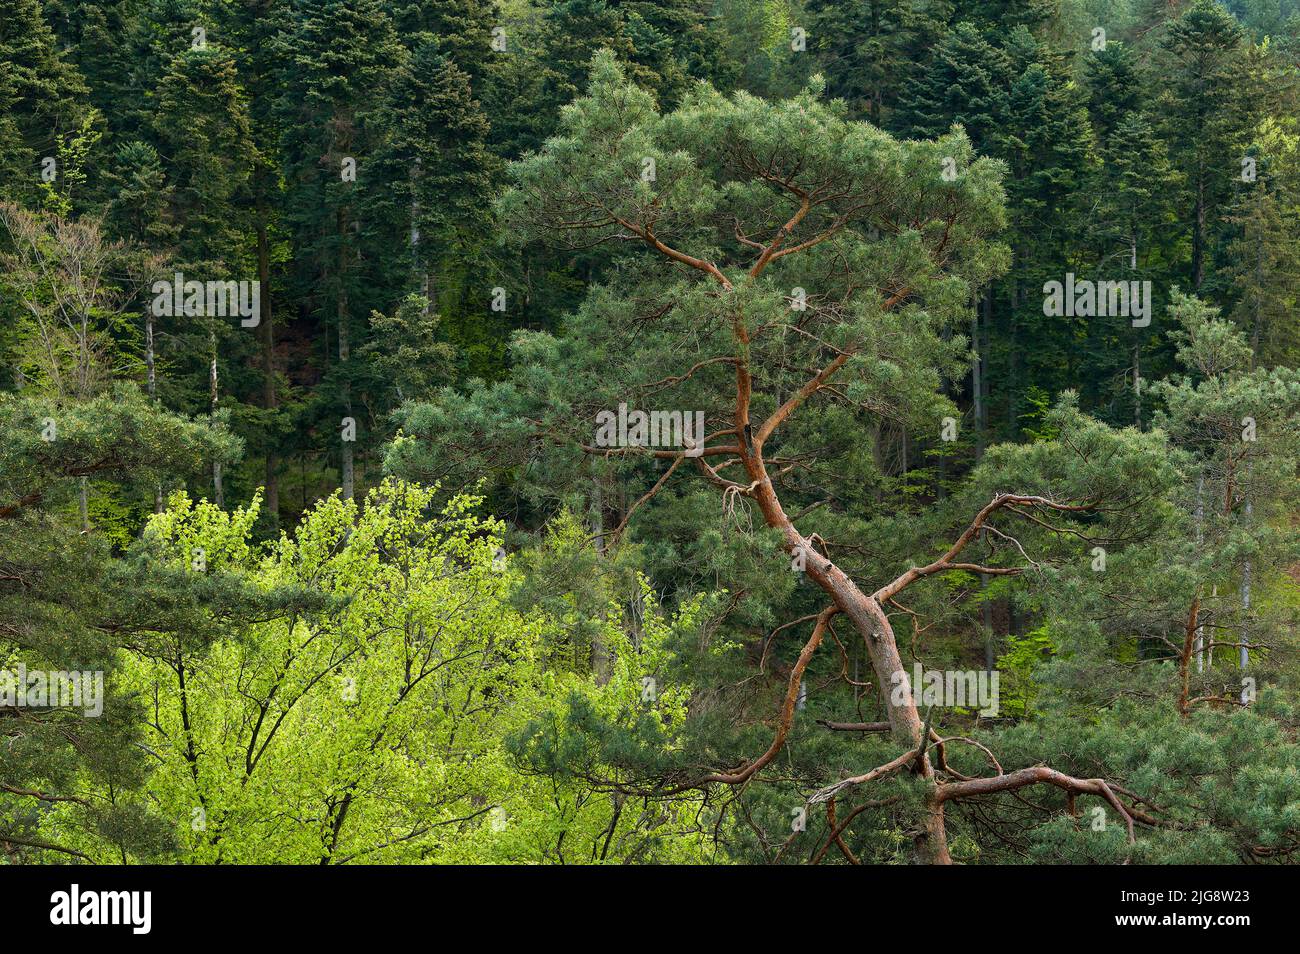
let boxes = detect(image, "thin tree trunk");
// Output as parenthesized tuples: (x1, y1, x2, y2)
(1240, 486, 1252, 701)
(1008, 276, 1022, 438)
(338, 206, 354, 502)
(1250, 233, 1262, 362)
(1240, 557, 1251, 672)
(1133, 345, 1141, 427)
(972, 300, 985, 460)
(1195, 474, 1205, 673)
(213, 461, 223, 508)
(981, 583, 995, 672)
(974, 295, 994, 670)
(1192, 177, 1205, 291)
(210, 330, 223, 509)
(147, 312, 163, 513)
(590, 475, 613, 684)
(146, 314, 156, 398)
(1131, 246, 1141, 427)
(1178, 592, 1200, 716)
(78, 477, 89, 532)
(258, 206, 279, 520)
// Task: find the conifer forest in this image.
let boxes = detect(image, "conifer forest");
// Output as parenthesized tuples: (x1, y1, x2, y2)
(4, 0, 1300, 884)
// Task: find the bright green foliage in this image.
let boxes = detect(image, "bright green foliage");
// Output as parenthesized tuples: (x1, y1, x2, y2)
(994, 624, 1053, 718)
(40, 480, 714, 863)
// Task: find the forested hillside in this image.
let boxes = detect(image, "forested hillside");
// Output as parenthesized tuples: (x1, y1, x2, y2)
(3, 0, 1300, 866)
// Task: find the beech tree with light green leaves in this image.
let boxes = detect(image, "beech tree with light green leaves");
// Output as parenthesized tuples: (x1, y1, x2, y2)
(42, 479, 715, 863)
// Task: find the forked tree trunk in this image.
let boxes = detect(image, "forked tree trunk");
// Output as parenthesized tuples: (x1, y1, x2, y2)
(741, 445, 950, 862)
(581, 169, 1129, 863)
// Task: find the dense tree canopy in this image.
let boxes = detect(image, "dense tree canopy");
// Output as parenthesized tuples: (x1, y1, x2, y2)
(3, 0, 1300, 868)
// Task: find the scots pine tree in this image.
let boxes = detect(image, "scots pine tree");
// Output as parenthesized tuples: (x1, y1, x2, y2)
(389, 53, 1184, 863)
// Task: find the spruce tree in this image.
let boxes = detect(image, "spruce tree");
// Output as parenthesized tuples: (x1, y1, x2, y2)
(0, 0, 89, 206)
(805, 0, 950, 128)
(275, 0, 402, 501)
(366, 34, 499, 379)
(1157, 0, 1258, 291)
